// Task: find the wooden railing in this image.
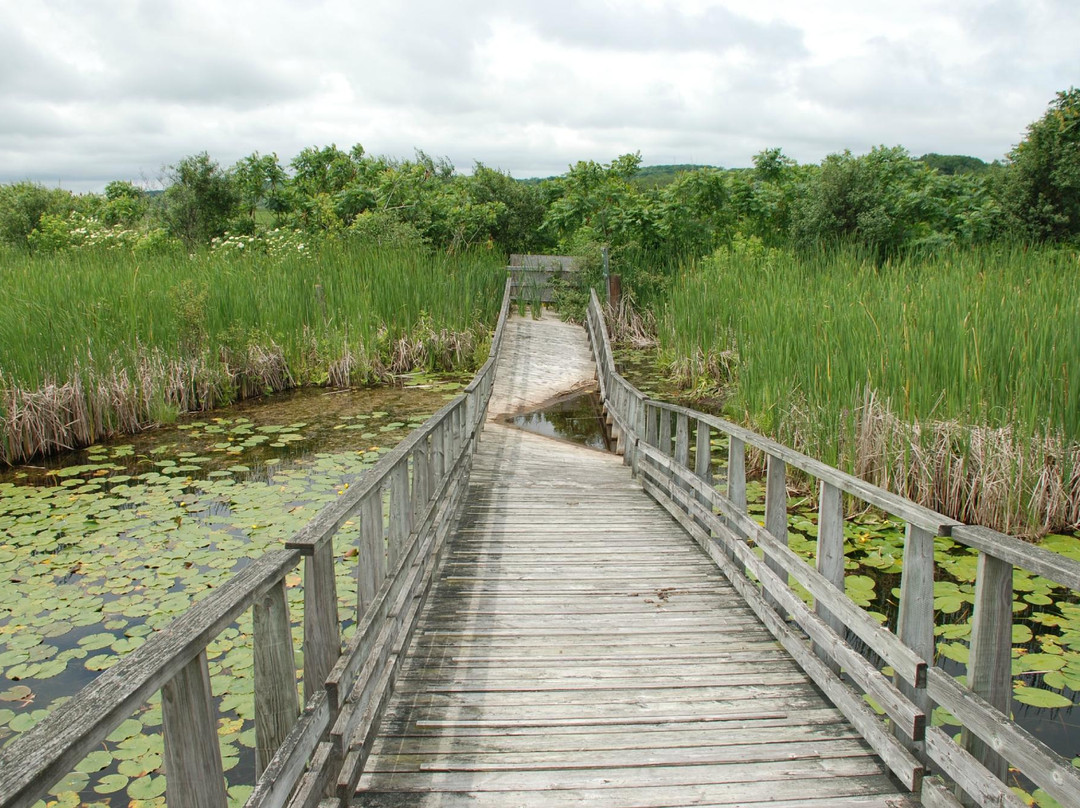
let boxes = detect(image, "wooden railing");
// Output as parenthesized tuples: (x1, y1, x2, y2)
(0, 279, 513, 808)
(585, 289, 1080, 808)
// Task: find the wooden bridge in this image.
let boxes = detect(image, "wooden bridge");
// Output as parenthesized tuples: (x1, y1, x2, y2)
(3, 281, 1080, 808)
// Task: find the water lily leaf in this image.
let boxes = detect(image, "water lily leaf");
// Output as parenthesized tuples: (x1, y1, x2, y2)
(1018, 653, 1067, 673)
(48, 771, 89, 796)
(1013, 625, 1034, 644)
(127, 774, 167, 800)
(85, 653, 119, 671)
(34, 659, 67, 678)
(78, 633, 116, 651)
(1014, 685, 1073, 709)
(107, 717, 143, 742)
(0, 685, 32, 702)
(93, 773, 128, 794)
(75, 749, 113, 773)
(938, 642, 969, 665)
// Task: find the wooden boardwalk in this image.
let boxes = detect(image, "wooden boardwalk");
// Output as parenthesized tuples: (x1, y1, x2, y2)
(354, 314, 917, 807)
(8, 286, 1079, 808)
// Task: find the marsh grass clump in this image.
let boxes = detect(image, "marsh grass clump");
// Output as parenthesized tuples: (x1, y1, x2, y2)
(0, 243, 503, 463)
(660, 245, 1080, 535)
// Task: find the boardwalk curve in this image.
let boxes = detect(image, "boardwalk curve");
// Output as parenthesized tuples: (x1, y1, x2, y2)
(353, 314, 917, 806)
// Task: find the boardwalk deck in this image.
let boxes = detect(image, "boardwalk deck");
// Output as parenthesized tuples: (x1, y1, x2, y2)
(353, 314, 917, 807)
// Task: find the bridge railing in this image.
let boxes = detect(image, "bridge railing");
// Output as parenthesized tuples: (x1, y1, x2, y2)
(0, 279, 513, 808)
(585, 289, 1080, 808)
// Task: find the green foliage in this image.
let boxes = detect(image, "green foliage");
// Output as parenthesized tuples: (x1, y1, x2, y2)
(791, 146, 948, 259)
(660, 244, 1080, 531)
(1004, 88, 1080, 243)
(231, 152, 287, 222)
(163, 152, 240, 248)
(917, 154, 993, 175)
(0, 243, 504, 460)
(0, 182, 76, 252)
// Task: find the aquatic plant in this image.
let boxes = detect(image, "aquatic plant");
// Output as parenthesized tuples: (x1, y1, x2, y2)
(0, 243, 504, 463)
(659, 245, 1080, 534)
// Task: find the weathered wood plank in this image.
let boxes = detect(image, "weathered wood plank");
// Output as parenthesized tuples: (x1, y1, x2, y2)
(253, 578, 300, 775)
(896, 523, 935, 751)
(962, 551, 1013, 783)
(303, 539, 340, 703)
(161, 650, 228, 808)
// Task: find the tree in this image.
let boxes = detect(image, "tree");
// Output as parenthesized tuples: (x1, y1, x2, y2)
(231, 152, 287, 222)
(0, 182, 76, 252)
(102, 180, 148, 227)
(791, 146, 943, 258)
(543, 153, 648, 248)
(466, 164, 548, 254)
(1003, 88, 1080, 242)
(163, 153, 239, 248)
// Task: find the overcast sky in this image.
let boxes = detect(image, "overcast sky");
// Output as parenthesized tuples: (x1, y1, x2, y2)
(2, 0, 1077, 191)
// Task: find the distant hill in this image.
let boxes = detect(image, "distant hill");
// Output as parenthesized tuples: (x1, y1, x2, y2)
(631, 164, 718, 188)
(917, 154, 995, 175)
(518, 163, 718, 187)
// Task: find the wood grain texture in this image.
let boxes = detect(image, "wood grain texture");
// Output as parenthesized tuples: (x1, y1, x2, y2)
(354, 312, 914, 807)
(254, 578, 300, 775)
(161, 650, 228, 808)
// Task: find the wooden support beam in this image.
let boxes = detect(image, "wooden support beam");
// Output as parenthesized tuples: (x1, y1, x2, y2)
(764, 454, 788, 611)
(303, 540, 340, 703)
(962, 552, 1013, 784)
(254, 578, 300, 776)
(162, 650, 227, 808)
(815, 481, 845, 672)
(896, 524, 934, 756)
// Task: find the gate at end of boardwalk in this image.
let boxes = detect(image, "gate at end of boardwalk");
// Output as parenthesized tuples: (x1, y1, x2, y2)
(507, 254, 579, 303)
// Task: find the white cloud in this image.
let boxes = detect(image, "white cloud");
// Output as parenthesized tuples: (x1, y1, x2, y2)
(0, 0, 1076, 190)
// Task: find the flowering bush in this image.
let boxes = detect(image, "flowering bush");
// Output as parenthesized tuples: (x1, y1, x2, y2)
(26, 212, 180, 255)
(210, 227, 309, 258)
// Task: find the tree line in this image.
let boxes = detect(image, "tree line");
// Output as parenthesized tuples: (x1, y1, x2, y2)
(1, 89, 1077, 271)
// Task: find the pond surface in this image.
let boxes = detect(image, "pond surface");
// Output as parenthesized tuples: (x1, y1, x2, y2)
(508, 391, 612, 451)
(0, 373, 466, 807)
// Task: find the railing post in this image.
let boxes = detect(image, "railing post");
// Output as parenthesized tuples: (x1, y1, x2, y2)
(303, 539, 340, 702)
(694, 421, 712, 535)
(253, 578, 299, 775)
(962, 552, 1013, 783)
(726, 436, 747, 565)
(389, 461, 411, 567)
(764, 455, 788, 610)
(675, 413, 690, 470)
(161, 650, 228, 808)
(431, 423, 445, 485)
(659, 409, 672, 457)
(412, 440, 431, 523)
(357, 492, 383, 617)
(645, 403, 658, 448)
(727, 437, 746, 513)
(896, 523, 934, 757)
(815, 481, 845, 671)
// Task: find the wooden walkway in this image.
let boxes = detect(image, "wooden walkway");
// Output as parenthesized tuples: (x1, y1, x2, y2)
(354, 314, 917, 807)
(8, 285, 1079, 808)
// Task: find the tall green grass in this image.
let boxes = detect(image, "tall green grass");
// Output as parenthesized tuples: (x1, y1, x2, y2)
(661, 245, 1080, 533)
(0, 242, 504, 461)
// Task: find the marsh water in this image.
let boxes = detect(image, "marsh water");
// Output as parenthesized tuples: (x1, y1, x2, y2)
(3, 366, 1080, 806)
(0, 373, 466, 806)
(508, 391, 613, 451)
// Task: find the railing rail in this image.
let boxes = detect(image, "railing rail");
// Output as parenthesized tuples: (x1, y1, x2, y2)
(585, 288, 1080, 808)
(0, 279, 513, 808)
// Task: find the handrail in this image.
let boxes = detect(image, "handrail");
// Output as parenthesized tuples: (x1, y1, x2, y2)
(585, 288, 1080, 808)
(0, 278, 514, 808)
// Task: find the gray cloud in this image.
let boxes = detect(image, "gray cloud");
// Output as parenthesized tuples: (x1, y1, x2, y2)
(0, 0, 1076, 189)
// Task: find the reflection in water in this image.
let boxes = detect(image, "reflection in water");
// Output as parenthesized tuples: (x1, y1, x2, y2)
(509, 392, 612, 451)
